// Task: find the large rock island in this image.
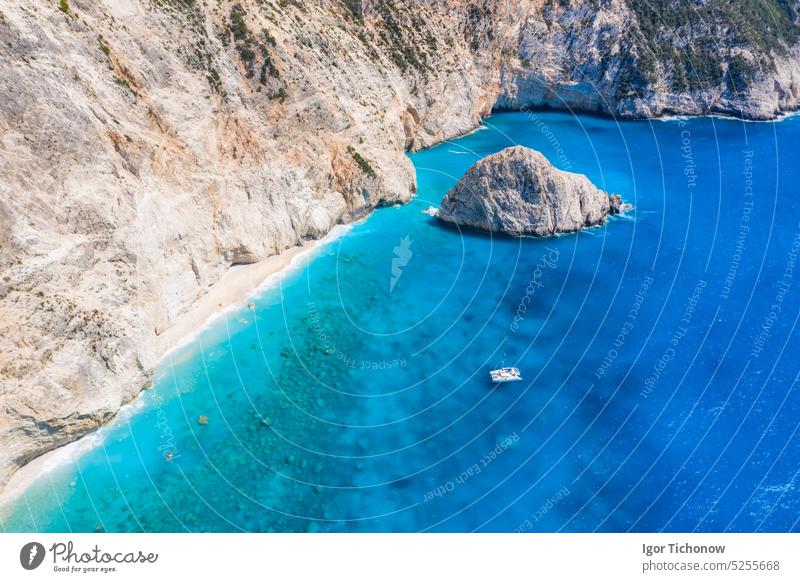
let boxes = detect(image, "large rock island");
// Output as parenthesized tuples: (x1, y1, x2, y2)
(438, 146, 622, 236)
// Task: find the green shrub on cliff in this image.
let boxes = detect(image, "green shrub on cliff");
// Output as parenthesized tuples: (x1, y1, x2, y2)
(342, 0, 364, 24)
(347, 146, 376, 178)
(228, 4, 282, 89)
(229, 4, 249, 43)
(725, 54, 755, 94)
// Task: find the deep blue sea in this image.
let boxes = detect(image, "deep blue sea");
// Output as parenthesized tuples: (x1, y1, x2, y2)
(3, 111, 800, 532)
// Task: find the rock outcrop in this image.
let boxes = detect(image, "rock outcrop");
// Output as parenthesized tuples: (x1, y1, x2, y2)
(438, 146, 619, 236)
(0, 0, 798, 489)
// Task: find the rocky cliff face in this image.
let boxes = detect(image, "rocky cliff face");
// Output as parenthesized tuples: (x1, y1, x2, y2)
(438, 146, 619, 236)
(0, 0, 506, 488)
(0, 0, 798, 489)
(497, 0, 800, 119)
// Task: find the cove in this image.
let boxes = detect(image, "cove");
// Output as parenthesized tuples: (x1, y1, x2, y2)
(2, 111, 799, 532)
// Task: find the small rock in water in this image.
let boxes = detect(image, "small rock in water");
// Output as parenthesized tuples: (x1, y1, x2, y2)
(609, 193, 623, 215)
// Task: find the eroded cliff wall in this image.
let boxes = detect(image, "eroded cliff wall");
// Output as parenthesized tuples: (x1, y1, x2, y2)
(0, 0, 509, 488)
(497, 0, 800, 118)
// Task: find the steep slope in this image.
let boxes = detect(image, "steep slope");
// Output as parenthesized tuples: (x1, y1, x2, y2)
(0, 0, 508, 488)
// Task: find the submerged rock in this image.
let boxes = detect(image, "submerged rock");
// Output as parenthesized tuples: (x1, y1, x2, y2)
(438, 146, 623, 237)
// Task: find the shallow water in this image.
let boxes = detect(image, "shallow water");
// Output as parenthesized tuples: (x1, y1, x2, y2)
(3, 111, 800, 532)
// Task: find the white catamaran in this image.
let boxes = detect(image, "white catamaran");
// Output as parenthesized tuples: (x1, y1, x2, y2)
(490, 367, 522, 383)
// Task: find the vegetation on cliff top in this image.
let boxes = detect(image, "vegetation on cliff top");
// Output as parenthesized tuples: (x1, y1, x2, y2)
(340, 0, 438, 74)
(621, 0, 800, 95)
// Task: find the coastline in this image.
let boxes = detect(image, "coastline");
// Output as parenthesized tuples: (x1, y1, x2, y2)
(0, 103, 783, 512)
(0, 409, 130, 512)
(0, 225, 352, 512)
(157, 223, 352, 361)
(2, 103, 794, 518)
(492, 103, 800, 124)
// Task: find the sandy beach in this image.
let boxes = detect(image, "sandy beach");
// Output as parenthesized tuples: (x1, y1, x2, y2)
(0, 226, 351, 510)
(157, 225, 350, 359)
(0, 430, 106, 511)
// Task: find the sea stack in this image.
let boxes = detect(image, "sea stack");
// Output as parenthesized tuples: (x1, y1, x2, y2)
(437, 146, 623, 236)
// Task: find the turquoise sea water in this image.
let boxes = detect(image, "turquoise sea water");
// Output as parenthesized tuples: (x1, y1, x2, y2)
(3, 111, 800, 532)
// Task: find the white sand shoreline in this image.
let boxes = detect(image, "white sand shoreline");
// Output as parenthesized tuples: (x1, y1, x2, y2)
(158, 223, 352, 361)
(0, 225, 351, 511)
